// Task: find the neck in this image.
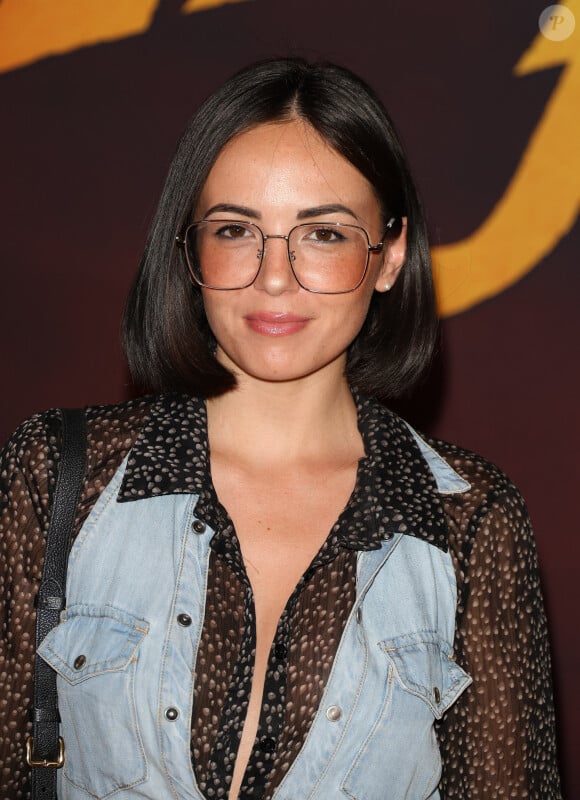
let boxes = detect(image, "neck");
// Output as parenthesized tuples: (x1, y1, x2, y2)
(206, 371, 362, 466)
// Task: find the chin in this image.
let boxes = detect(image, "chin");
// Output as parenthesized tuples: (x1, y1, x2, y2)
(224, 351, 346, 387)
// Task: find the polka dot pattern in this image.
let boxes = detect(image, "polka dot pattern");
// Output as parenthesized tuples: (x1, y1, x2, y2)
(0, 394, 561, 798)
(432, 437, 561, 797)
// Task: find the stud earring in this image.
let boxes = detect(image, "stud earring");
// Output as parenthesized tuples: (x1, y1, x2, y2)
(384, 282, 391, 291)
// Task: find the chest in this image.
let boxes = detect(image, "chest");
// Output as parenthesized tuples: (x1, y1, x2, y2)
(210, 457, 360, 625)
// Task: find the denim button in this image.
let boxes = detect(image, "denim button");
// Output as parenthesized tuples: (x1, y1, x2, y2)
(355, 608, 362, 624)
(73, 655, 86, 670)
(326, 705, 342, 721)
(192, 520, 206, 534)
(177, 613, 192, 627)
(165, 707, 179, 721)
(433, 687, 441, 704)
(260, 736, 276, 753)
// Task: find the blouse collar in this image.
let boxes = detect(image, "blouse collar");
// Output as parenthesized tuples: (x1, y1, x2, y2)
(117, 392, 469, 552)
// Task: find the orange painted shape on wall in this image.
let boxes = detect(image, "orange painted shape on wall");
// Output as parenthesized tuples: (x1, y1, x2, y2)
(181, 0, 250, 11)
(0, 0, 158, 73)
(433, 0, 579, 317)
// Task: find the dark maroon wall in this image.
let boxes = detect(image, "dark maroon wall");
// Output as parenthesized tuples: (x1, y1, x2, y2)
(1, 1, 577, 793)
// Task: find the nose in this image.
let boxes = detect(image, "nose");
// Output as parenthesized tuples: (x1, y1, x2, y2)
(253, 234, 299, 295)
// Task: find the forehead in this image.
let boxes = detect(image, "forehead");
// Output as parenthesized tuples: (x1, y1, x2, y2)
(215, 119, 340, 165)
(197, 119, 379, 217)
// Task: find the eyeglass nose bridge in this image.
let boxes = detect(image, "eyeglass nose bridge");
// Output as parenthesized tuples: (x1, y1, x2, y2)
(258, 232, 297, 264)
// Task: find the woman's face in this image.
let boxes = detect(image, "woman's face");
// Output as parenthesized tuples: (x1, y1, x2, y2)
(195, 119, 406, 388)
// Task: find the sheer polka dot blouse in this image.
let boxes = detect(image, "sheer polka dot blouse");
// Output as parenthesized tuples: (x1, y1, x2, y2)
(0, 394, 561, 798)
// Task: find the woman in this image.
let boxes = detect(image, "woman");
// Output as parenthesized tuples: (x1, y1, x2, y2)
(0, 58, 561, 798)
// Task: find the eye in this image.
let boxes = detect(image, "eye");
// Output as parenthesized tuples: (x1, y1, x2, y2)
(305, 226, 347, 243)
(213, 222, 252, 239)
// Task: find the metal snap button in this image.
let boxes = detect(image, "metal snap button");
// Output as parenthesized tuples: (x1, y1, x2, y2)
(433, 687, 441, 704)
(355, 608, 362, 624)
(177, 613, 192, 627)
(165, 707, 179, 721)
(326, 705, 342, 722)
(73, 655, 86, 670)
(192, 520, 206, 534)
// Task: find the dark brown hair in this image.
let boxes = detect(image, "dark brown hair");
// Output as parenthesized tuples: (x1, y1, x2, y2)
(123, 57, 437, 402)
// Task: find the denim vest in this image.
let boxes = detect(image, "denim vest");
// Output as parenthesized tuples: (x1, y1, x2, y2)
(38, 427, 472, 800)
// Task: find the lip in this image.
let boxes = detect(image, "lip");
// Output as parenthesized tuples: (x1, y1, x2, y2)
(244, 311, 310, 336)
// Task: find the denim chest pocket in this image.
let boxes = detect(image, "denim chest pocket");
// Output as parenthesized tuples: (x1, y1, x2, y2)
(342, 631, 471, 800)
(37, 605, 150, 799)
(381, 631, 471, 718)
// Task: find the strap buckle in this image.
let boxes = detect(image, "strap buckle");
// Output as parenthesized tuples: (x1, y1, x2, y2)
(26, 736, 65, 768)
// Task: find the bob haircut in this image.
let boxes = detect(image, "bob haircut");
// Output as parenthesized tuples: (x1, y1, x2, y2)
(123, 57, 438, 402)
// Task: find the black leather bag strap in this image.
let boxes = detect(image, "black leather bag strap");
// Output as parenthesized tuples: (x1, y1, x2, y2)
(29, 408, 87, 800)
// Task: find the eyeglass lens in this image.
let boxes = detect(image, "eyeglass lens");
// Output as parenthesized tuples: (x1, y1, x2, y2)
(184, 220, 372, 292)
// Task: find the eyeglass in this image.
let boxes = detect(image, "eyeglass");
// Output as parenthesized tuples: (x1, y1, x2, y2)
(175, 218, 395, 294)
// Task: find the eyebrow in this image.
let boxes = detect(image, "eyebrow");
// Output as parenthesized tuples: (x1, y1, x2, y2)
(203, 203, 261, 219)
(296, 204, 358, 221)
(202, 203, 359, 221)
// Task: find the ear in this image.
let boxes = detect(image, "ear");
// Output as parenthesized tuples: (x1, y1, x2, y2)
(374, 217, 407, 293)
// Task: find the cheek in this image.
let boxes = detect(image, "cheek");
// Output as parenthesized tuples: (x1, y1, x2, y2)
(325, 291, 377, 351)
(200, 292, 232, 336)
(346, 286, 377, 328)
(342, 291, 380, 353)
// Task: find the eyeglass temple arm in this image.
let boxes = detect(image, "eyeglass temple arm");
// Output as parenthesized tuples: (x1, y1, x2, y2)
(369, 216, 397, 252)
